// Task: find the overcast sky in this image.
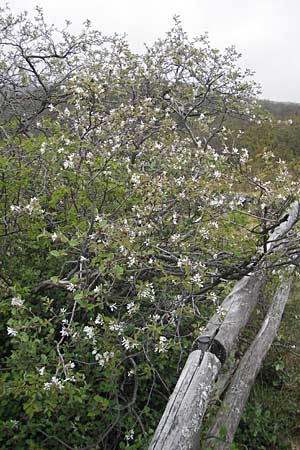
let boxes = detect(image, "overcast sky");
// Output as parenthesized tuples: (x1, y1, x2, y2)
(6, 0, 300, 103)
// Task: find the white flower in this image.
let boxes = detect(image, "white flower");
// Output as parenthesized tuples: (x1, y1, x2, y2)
(191, 273, 203, 288)
(126, 302, 136, 315)
(51, 232, 58, 242)
(155, 336, 168, 353)
(199, 227, 209, 240)
(125, 429, 134, 441)
(38, 366, 46, 376)
(25, 197, 37, 215)
(43, 376, 64, 391)
(65, 375, 76, 383)
(177, 255, 190, 268)
(128, 256, 136, 267)
(95, 314, 103, 325)
(151, 314, 161, 322)
(240, 148, 249, 163)
(131, 173, 141, 187)
(93, 285, 101, 294)
(119, 245, 128, 255)
(94, 351, 114, 367)
(216, 306, 226, 319)
(209, 292, 218, 304)
(40, 142, 46, 154)
(63, 159, 75, 169)
(7, 326, 18, 337)
(66, 361, 75, 370)
(9, 420, 19, 428)
(66, 283, 76, 292)
(11, 296, 24, 307)
(122, 337, 138, 351)
(122, 337, 131, 350)
(108, 322, 124, 335)
(83, 325, 95, 339)
(63, 153, 75, 169)
(10, 204, 21, 212)
(138, 283, 155, 302)
(60, 326, 71, 337)
(75, 86, 84, 94)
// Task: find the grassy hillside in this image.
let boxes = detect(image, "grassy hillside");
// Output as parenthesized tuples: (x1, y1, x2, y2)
(261, 99, 300, 118)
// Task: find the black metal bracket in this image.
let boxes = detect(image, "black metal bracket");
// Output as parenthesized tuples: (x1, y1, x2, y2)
(196, 330, 227, 365)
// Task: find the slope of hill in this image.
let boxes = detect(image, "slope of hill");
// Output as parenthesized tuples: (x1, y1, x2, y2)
(260, 99, 300, 118)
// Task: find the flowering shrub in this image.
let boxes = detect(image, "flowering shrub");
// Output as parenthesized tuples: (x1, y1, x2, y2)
(0, 7, 299, 449)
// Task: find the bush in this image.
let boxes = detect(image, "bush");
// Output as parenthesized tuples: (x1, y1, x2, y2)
(0, 6, 299, 449)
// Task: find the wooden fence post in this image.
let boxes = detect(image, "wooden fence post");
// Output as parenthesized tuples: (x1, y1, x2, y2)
(203, 274, 294, 450)
(149, 350, 221, 450)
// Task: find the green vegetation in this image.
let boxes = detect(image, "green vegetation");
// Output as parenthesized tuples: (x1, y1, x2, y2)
(0, 5, 299, 450)
(234, 280, 300, 449)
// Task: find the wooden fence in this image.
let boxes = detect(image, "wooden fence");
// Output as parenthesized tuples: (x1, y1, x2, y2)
(148, 201, 299, 450)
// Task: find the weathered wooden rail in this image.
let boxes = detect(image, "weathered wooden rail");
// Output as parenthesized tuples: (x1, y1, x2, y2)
(148, 201, 300, 450)
(149, 351, 221, 450)
(204, 272, 294, 449)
